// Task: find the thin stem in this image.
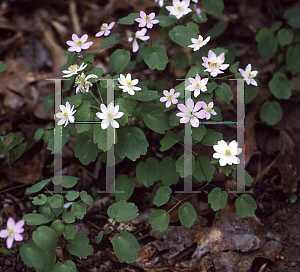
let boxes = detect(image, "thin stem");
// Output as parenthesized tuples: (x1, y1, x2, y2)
(89, 89, 102, 105)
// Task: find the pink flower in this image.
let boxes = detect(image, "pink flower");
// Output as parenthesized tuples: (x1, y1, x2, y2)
(128, 28, 150, 53)
(95, 22, 115, 37)
(202, 50, 229, 77)
(198, 102, 217, 120)
(66, 34, 93, 53)
(160, 88, 180, 108)
(135, 11, 159, 29)
(186, 74, 208, 97)
(176, 98, 205, 127)
(238, 64, 258, 86)
(0, 217, 24, 249)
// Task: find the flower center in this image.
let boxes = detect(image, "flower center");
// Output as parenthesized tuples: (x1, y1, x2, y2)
(126, 80, 132, 86)
(247, 71, 254, 78)
(68, 64, 78, 72)
(62, 111, 68, 118)
(107, 112, 113, 120)
(75, 74, 85, 84)
(206, 106, 211, 112)
(101, 24, 108, 30)
(196, 37, 203, 44)
(175, 4, 183, 12)
(75, 39, 83, 46)
(145, 15, 150, 22)
(225, 149, 231, 156)
(195, 83, 200, 89)
(8, 229, 14, 237)
(167, 94, 173, 100)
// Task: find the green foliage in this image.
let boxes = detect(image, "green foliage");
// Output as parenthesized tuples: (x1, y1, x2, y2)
(114, 174, 135, 201)
(153, 186, 172, 206)
(143, 45, 169, 70)
(98, 33, 120, 50)
(286, 45, 300, 71)
(32, 226, 59, 250)
(75, 134, 99, 165)
(109, 49, 131, 74)
(208, 188, 228, 211)
(215, 83, 233, 104)
(176, 154, 195, 178)
(174, 51, 189, 69)
(207, 21, 228, 38)
(22, 214, 51, 225)
(178, 202, 197, 228)
(156, 15, 178, 27)
(117, 13, 140, 25)
(148, 209, 170, 231)
(235, 194, 257, 218)
(268, 72, 292, 99)
(112, 231, 140, 263)
(277, 28, 294, 46)
(169, 25, 198, 48)
(107, 200, 139, 222)
(52, 175, 78, 188)
(202, 0, 224, 18)
(193, 156, 216, 183)
(284, 7, 300, 28)
(255, 28, 278, 59)
(27, 179, 50, 194)
(160, 156, 180, 186)
(0, 60, 7, 72)
(260, 101, 283, 125)
(66, 232, 93, 259)
(136, 157, 160, 187)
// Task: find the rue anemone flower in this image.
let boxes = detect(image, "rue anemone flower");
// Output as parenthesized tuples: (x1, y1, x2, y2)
(0, 217, 25, 249)
(213, 140, 242, 166)
(202, 50, 229, 77)
(238, 64, 258, 86)
(96, 102, 124, 129)
(55, 101, 76, 127)
(66, 34, 93, 53)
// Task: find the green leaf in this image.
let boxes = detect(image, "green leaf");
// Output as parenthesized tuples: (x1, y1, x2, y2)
(202, 0, 224, 18)
(45, 127, 70, 155)
(80, 191, 94, 205)
(117, 13, 140, 25)
(175, 154, 195, 178)
(36, 249, 56, 272)
(201, 129, 223, 146)
(32, 226, 59, 250)
(235, 194, 257, 218)
(232, 169, 254, 186)
(0, 61, 7, 73)
(112, 231, 140, 263)
(52, 175, 78, 188)
(192, 125, 206, 142)
(270, 21, 282, 32)
(277, 28, 294, 46)
(229, 61, 240, 74)
(115, 98, 133, 126)
(48, 194, 63, 209)
(207, 20, 228, 39)
(153, 186, 172, 207)
(19, 243, 45, 269)
(136, 157, 160, 187)
(62, 212, 75, 224)
(178, 202, 197, 228)
(53, 261, 78, 272)
(107, 200, 139, 222)
(169, 25, 198, 48)
(74, 100, 92, 133)
(208, 188, 227, 211)
(75, 134, 99, 165)
(66, 191, 80, 201)
(50, 220, 65, 236)
(71, 202, 86, 219)
(122, 87, 159, 101)
(284, 7, 300, 28)
(8, 142, 26, 162)
(174, 51, 189, 70)
(32, 194, 47, 205)
(34, 128, 44, 141)
(245, 84, 259, 104)
(22, 213, 51, 225)
(67, 232, 93, 259)
(155, 15, 178, 27)
(255, 28, 278, 60)
(93, 124, 112, 152)
(160, 156, 180, 186)
(141, 103, 170, 134)
(83, 53, 95, 63)
(268, 72, 292, 99)
(260, 101, 282, 125)
(159, 130, 179, 151)
(98, 33, 120, 50)
(148, 209, 170, 231)
(63, 224, 76, 240)
(143, 45, 168, 70)
(286, 44, 300, 72)
(39, 205, 55, 221)
(0, 132, 24, 154)
(115, 127, 148, 161)
(215, 83, 233, 104)
(193, 156, 216, 183)
(114, 174, 135, 201)
(44, 95, 54, 112)
(109, 49, 131, 74)
(95, 231, 104, 244)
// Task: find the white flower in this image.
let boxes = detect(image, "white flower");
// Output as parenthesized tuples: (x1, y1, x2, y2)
(55, 101, 76, 127)
(188, 35, 210, 51)
(213, 140, 242, 166)
(62, 63, 87, 78)
(155, 0, 165, 7)
(128, 28, 150, 53)
(160, 88, 180, 108)
(75, 73, 98, 94)
(135, 11, 159, 29)
(118, 73, 141, 95)
(186, 74, 208, 97)
(0, 217, 24, 249)
(176, 98, 205, 127)
(96, 102, 124, 129)
(238, 64, 258, 86)
(166, 0, 192, 19)
(95, 22, 115, 37)
(198, 101, 217, 120)
(66, 34, 93, 53)
(202, 50, 229, 77)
